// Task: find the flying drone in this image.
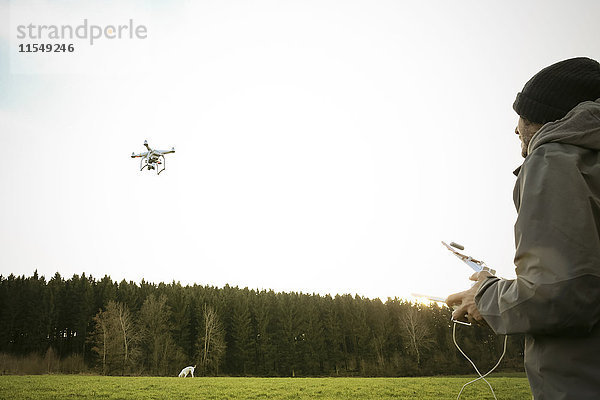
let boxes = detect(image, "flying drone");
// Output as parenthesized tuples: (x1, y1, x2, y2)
(131, 140, 175, 175)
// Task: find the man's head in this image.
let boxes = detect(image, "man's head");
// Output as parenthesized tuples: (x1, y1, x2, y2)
(513, 57, 600, 157)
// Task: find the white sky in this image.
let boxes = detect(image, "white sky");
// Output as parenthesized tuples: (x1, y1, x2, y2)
(1, 0, 599, 300)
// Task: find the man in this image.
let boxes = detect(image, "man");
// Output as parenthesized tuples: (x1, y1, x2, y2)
(446, 57, 600, 399)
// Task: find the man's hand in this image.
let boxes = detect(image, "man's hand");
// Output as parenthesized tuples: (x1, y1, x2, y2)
(446, 271, 493, 325)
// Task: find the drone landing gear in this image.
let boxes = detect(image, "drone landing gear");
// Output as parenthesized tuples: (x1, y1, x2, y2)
(139, 155, 166, 175)
(157, 155, 166, 175)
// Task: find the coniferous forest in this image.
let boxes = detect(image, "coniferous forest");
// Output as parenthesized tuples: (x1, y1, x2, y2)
(0, 272, 524, 376)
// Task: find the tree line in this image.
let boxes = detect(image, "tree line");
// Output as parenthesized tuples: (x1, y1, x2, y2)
(0, 271, 524, 376)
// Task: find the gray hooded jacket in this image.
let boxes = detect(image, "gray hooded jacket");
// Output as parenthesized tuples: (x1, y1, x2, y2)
(475, 99, 600, 399)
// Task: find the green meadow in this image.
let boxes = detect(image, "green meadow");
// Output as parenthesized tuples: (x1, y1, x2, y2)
(0, 375, 532, 400)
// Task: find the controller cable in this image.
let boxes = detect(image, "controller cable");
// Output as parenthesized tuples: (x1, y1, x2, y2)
(452, 321, 508, 400)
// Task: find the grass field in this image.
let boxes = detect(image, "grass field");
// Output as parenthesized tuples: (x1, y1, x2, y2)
(0, 375, 532, 399)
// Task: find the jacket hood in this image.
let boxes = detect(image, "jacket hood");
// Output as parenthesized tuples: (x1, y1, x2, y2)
(528, 98, 600, 153)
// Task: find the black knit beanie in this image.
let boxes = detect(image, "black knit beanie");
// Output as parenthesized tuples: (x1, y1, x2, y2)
(513, 57, 600, 124)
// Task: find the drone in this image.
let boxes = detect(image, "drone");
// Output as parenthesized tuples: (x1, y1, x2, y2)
(131, 140, 175, 175)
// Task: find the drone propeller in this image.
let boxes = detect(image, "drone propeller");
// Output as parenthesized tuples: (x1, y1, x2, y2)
(144, 140, 151, 151)
(155, 147, 175, 155)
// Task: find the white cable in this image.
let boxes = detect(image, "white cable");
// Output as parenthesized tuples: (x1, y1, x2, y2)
(453, 322, 508, 400)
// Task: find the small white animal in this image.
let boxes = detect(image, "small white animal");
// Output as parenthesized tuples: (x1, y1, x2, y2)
(178, 364, 196, 378)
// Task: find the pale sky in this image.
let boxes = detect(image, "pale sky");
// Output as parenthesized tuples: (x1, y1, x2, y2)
(1, 0, 599, 300)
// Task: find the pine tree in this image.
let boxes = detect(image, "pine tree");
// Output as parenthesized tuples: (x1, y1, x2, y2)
(230, 294, 253, 375)
(138, 294, 184, 375)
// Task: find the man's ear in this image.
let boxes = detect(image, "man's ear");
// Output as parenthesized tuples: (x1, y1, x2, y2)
(522, 116, 543, 131)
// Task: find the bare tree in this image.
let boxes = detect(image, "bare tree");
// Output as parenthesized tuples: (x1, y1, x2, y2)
(197, 304, 226, 375)
(44, 347, 59, 374)
(400, 305, 434, 367)
(89, 301, 138, 375)
(113, 301, 138, 374)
